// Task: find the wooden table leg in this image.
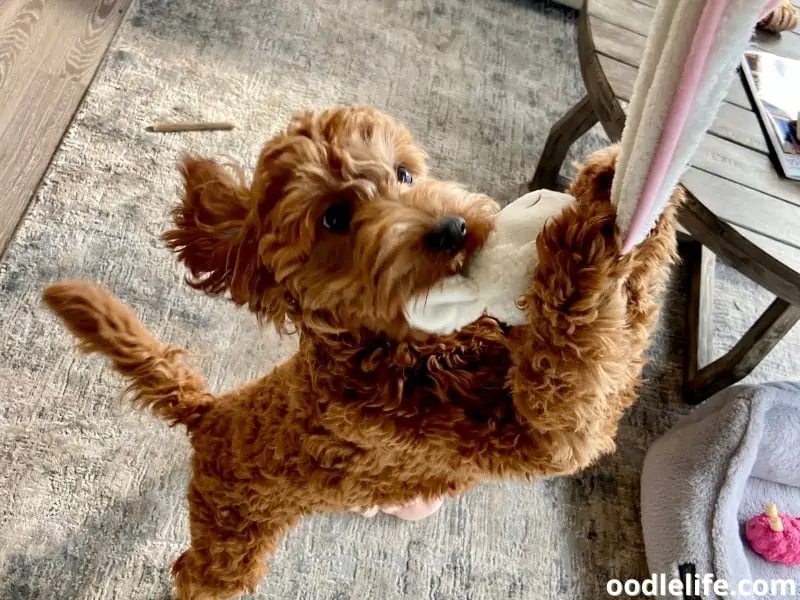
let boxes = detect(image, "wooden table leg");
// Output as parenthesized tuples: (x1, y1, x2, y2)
(685, 297, 800, 404)
(529, 95, 598, 191)
(683, 241, 715, 386)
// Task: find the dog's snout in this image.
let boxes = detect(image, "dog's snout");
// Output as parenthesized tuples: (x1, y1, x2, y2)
(425, 216, 467, 253)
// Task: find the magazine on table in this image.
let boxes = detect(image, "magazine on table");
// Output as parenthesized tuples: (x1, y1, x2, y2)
(740, 47, 800, 181)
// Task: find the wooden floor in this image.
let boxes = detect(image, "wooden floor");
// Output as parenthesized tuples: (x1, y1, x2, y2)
(0, 0, 132, 258)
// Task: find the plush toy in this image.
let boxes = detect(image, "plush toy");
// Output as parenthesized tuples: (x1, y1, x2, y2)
(406, 0, 776, 332)
(745, 503, 800, 566)
(404, 189, 574, 334)
(758, 0, 798, 32)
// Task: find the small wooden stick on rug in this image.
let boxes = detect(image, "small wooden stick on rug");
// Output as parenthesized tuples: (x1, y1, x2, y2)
(146, 121, 236, 133)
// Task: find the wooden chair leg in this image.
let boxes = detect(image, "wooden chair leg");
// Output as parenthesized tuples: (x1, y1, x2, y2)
(683, 242, 715, 385)
(685, 297, 800, 405)
(529, 95, 598, 192)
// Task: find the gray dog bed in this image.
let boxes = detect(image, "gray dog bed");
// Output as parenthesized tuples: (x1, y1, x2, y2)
(641, 383, 800, 599)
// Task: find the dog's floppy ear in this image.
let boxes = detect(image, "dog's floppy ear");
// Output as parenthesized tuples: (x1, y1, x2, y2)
(164, 157, 290, 325)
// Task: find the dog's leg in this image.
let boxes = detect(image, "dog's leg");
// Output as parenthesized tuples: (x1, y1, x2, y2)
(565, 144, 681, 345)
(172, 483, 300, 600)
(506, 196, 643, 475)
(495, 147, 684, 475)
(609, 189, 683, 419)
(623, 189, 682, 336)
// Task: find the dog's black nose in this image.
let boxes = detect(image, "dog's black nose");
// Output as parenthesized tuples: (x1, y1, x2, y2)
(425, 216, 467, 253)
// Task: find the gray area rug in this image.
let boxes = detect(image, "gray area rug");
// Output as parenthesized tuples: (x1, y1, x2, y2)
(1, 0, 799, 598)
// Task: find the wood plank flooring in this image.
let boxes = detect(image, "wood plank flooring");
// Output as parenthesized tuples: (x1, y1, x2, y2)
(0, 0, 132, 258)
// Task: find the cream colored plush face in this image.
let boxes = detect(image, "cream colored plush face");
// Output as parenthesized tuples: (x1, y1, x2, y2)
(404, 190, 576, 334)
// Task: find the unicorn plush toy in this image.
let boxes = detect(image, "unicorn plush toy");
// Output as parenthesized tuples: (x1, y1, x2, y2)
(406, 0, 778, 337)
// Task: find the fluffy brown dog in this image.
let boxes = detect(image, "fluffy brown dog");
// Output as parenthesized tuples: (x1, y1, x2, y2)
(43, 106, 682, 600)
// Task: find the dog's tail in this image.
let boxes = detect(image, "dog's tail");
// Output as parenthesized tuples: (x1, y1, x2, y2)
(43, 281, 213, 428)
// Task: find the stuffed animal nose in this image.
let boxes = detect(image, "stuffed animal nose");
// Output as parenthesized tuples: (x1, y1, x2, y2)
(425, 216, 468, 253)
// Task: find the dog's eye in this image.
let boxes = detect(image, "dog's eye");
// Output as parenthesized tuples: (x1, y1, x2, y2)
(321, 202, 352, 232)
(396, 165, 413, 185)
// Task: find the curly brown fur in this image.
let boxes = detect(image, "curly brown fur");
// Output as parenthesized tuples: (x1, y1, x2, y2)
(43, 108, 683, 600)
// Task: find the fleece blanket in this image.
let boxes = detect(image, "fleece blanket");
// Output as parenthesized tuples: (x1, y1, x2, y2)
(641, 383, 800, 599)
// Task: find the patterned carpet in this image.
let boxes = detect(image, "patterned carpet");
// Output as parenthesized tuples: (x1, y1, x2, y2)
(1, 0, 799, 598)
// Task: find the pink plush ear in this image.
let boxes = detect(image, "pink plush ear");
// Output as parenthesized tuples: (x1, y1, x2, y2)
(621, 0, 730, 254)
(615, 0, 779, 255)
